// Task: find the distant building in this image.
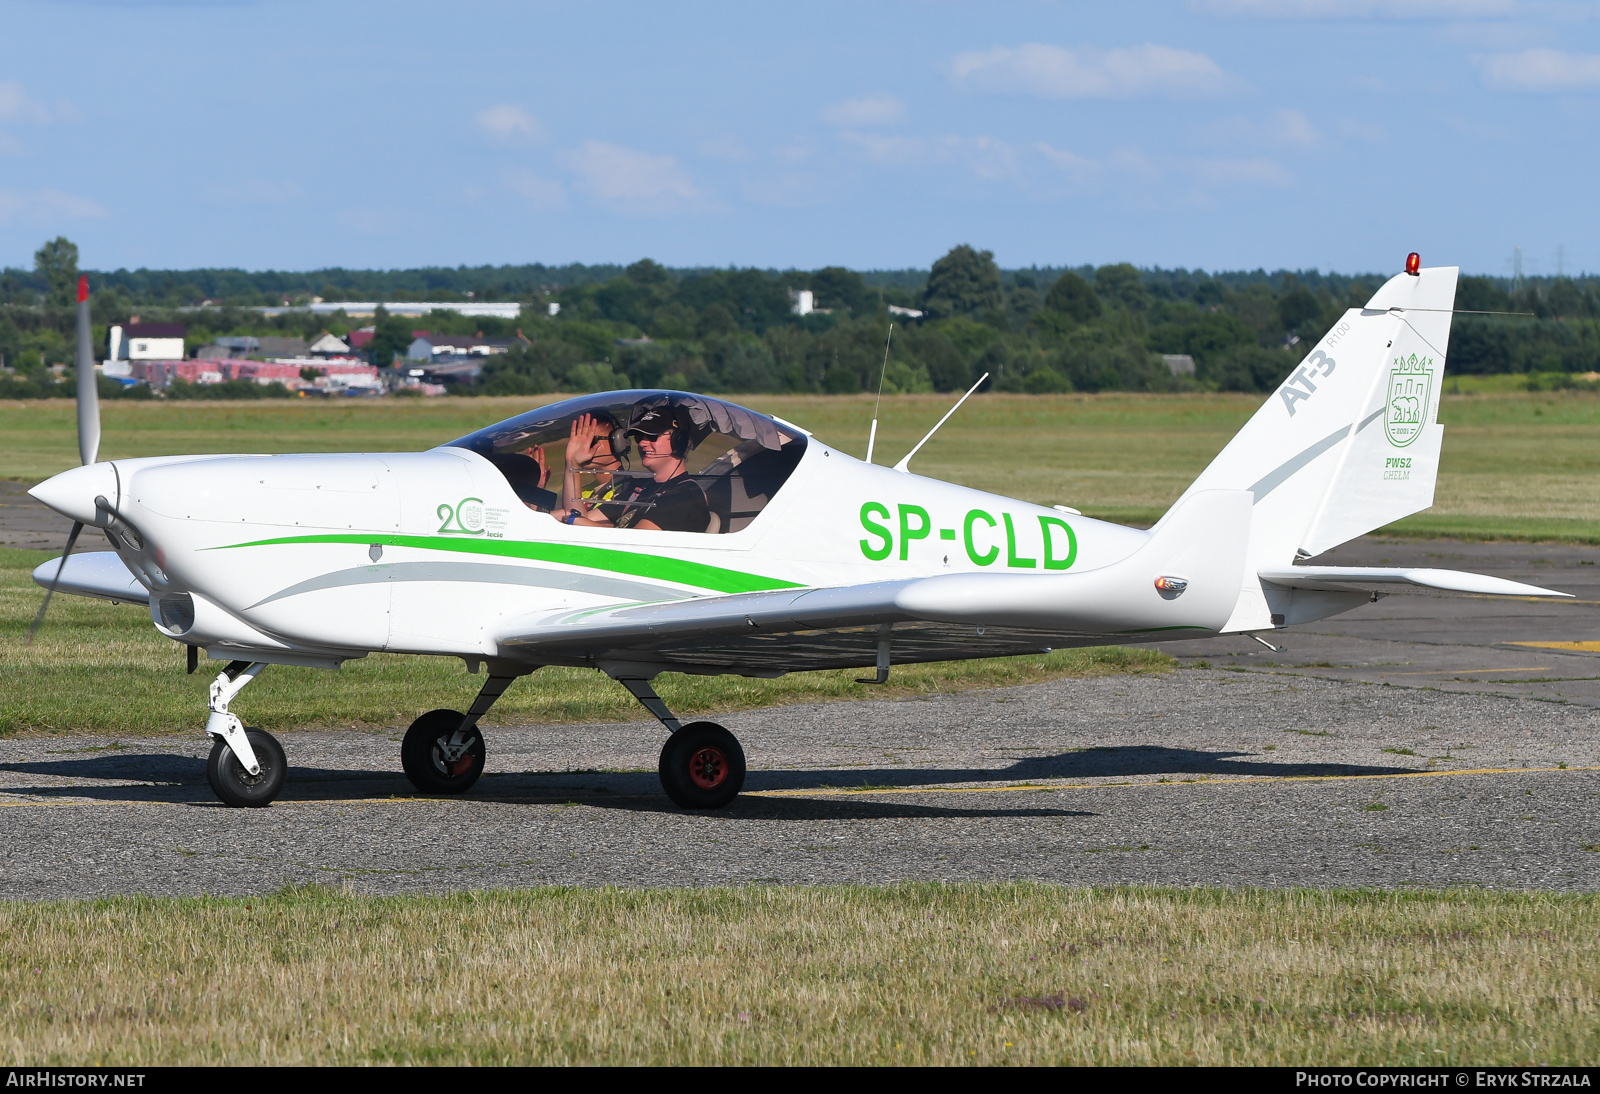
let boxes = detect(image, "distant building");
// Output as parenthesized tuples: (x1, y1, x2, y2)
(308, 332, 351, 356)
(346, 326, 376, 350)
(791, 290, 815, 317)
(1161, 354, 1196, 377)
(886, 305, 924, 319)
(246, 301, 524, 320)
(110, 320, 186, 361)
(405, 331, 528, 362)
(128, 357, 380, 393)
(255, 336, 310, 359)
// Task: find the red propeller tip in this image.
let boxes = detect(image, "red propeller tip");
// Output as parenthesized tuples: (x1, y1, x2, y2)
(77, 275, 89, 302)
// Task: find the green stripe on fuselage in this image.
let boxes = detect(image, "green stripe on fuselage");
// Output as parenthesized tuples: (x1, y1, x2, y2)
(208, 533, 803, 594)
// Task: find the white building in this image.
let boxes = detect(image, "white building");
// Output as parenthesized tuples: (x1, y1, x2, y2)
(109, 322, 187, 361)
(307, 332, 351, 356)
(791, 290, 815, 317)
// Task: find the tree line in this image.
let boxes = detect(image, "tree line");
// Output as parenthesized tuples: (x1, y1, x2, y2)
(3, 237, 1599, 401)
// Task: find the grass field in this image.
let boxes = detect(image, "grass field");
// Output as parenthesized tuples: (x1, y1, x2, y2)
(0, 546, 1171, 736)
(1, 883, 1594, 1065)
(3, 389, 1597, 540)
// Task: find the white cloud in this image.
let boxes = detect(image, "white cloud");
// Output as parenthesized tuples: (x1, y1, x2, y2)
(501, 168, 566, 209)
(838, 131, 1020, 178)
(1191, 0, 1514, 16)
(949, 135, 1019, 179)
(475, 103, 544, 142)
(558, 141, 699, 210)
(0, 81, 57, 125)
(698, 134, 752, 161)
(1479, 48, 1600, 91)
(949, 43, 1239, 99)
(840, 130, 928, 167)
(200, 179, 303, 205)
(742, 174, 826, 208)
(1035, 143, 1102, 186)
(1183, 156, 1293, 186)
(1336, 118, 1388, 142)
(0, 188, 107, 226)
(772, 140, 815, 164)
(1199, 108, 1322, 148)
(822, 95, 906, 126)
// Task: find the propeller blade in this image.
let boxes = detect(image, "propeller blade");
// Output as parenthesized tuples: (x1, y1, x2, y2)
(76, 275, 100, 467)
(25, 520, 83, 645)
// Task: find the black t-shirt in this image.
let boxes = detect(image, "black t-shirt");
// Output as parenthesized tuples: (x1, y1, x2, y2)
(614, 474, 710, 532)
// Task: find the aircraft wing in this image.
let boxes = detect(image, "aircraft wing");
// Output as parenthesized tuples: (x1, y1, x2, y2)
(30, 551, 149, 605)
(1258, 566, 1570, 598)
(495, 488, 1254, 675)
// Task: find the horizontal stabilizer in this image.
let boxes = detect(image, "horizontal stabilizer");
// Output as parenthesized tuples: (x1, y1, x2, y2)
(30, 552, 148, 605)
(1258, 565, 1570, 599)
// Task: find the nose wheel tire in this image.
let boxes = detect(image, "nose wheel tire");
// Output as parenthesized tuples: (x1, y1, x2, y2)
(206, 728, 287, 808)
(401, 708, 486, 794)
(658, 722, 745, 810)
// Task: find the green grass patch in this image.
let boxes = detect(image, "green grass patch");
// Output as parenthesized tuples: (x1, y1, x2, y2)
(0, 546, 1170, 736)
(1, 883, 1596, 1065)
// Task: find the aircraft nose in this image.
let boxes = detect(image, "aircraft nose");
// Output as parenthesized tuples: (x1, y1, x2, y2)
(28, 462, 119, 526)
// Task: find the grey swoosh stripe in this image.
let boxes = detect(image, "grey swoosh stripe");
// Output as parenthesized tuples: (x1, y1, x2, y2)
(247, 561, 688, 609)
(1247, 408, 1388, 503)
(1248, 425, 1351, 502)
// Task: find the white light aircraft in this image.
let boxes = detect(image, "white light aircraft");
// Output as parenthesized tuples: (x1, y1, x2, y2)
(28, 256, 1569, 809)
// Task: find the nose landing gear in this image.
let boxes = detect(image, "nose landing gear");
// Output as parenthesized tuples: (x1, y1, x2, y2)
(202, 659, 288, 808)
(207, 728, 286, 808)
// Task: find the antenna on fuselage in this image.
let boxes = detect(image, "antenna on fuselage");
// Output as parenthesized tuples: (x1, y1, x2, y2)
(891, 371, 990, 475)
(864, 323, 892, 465)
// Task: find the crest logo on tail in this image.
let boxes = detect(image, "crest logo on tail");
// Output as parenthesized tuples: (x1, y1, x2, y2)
(1384, 355, 1434, 448)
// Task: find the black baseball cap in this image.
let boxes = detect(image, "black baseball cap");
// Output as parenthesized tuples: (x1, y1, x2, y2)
(625, 399, 677, 438)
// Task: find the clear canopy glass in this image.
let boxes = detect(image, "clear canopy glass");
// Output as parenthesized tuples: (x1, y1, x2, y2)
(444, 390, 808, 534)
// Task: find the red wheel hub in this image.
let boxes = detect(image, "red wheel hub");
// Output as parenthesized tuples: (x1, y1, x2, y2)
(688, 746, 727, 790)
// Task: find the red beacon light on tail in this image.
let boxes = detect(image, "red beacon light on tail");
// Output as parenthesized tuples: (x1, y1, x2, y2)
(1405, 252, 1421, 276)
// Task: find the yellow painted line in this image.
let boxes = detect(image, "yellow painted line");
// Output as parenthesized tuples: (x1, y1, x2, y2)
(1509, 641, 1600, 652)
(744, 764, 1600, 799)
(1387, 666, 1550, 675)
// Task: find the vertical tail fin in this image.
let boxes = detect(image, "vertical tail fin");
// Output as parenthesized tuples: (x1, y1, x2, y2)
(1169, 264, 1459, 632)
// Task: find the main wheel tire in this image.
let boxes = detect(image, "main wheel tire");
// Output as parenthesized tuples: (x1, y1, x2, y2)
(206, 728, 287, 808)
(658, 722, 746, 810)
(401, 708, 486, 794)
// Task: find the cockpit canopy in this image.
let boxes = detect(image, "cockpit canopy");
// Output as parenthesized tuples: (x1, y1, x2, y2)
(445, 390, 808, 534)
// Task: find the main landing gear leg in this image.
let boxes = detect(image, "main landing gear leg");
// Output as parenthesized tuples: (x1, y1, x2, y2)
(204, 660, 287, 808)
(401, 663, 531, 795)
(609, 671, 746, 811)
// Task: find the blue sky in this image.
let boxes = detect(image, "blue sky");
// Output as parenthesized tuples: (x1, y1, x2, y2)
(1, 0, 1597, 276)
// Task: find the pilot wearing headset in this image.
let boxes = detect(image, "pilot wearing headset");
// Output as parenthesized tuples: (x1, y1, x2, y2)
(609, 399, 710, 533)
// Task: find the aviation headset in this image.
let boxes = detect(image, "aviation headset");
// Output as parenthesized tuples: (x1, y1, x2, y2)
(586, 411, 630, 464)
